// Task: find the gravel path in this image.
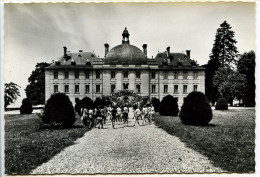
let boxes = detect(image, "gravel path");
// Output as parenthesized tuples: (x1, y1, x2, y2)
(31, 116, 226, 174)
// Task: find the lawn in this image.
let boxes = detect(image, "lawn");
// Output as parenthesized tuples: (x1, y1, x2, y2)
(5, 114, 88, 174)
(154, 108, 255, 173)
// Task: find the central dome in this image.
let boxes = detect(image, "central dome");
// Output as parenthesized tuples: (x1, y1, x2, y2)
(105, 44, 147, 65)
(104, 28, 147, 65)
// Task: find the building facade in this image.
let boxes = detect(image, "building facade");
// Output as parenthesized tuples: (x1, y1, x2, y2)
(45, 28, 205, 105)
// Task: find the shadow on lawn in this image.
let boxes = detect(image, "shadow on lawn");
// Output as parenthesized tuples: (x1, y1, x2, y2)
(154, 111, 255, 173)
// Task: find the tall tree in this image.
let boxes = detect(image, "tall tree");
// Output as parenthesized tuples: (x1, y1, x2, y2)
(25, 62, 50, 105)
(237, 51, 255, 106)
(4, 82, 21, 109)
(205, 21, 239, 105)
(210, 21, 239, 67)
(213, 67, 245, 105)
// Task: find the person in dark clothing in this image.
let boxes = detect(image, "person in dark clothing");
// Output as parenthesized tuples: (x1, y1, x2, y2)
(111, 106, 117, 129)
(96, 107, 103, 129)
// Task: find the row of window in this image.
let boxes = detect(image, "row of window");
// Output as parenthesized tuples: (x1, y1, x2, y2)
(161, 84, 198, 93)
(53, 84, 198, 94)
(53, 71, 199, 80)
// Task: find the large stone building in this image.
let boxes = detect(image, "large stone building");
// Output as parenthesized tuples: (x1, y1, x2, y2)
(45, 28, 205, 105)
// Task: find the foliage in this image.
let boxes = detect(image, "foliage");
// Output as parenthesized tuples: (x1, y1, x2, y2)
(155, 109, 255, 172)
(5, 114, 87, 174)
(151, 97, 160, 112)
(40, 93, 75, 128)
(203, 59, 221, 105)
(25, 62, 51, 105)
(159, 95, 179, 116)
(180, 92, 212, 125)
(140, 96, 150, 107)
(215, 98, 228, 110)
(75, 97, 94, 115)
(209, 21, 239, 68)
(20, 98, 33, 114)
(93, 97, 111, 108)
(213, 67, 245, 105)
(4, 82, 21, 109)
(237, 51, 255, 107)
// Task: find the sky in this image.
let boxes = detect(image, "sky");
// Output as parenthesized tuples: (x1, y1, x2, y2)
(3, 2, 255, 107)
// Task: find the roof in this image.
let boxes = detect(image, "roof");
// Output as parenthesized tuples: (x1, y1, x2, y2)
(104, 43, 147, 65)
(54, 51, 98, 65)
(154, 52, 196, 66)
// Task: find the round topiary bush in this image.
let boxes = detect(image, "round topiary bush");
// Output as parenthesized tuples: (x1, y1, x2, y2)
(41, 93, 75, 128)
(151, 97, 160, 112)
(159, 95, 179, 116)
(20, 98, 33, 114)
(215, 98, 228, 110)
(94, 97, 107, 108)
(180, 91, 212, 126)
(75, 97, 94, 116)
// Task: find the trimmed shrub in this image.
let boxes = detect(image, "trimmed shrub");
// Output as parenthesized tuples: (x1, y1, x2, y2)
(159, 95, 179, 116)
(75, 97, 94, 116)
(93, 97, 111, 109)
(41, 93, 75, 128)
(180, 91, 212, 126)
(215, 98, 228, 110)
(151, 97, 160, 112)
(20, 98, 33, 114)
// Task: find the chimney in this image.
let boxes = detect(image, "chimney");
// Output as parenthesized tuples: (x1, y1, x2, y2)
(63, 46, 67, 57)
(104, 43, 109, 57)
(166, 46, 170, 58)
(186, 50, 191, 59)
(142, 44, 147, 57)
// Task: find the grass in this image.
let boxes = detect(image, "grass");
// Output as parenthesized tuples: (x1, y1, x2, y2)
(5, 114, 88, 174)
(155, 109, 255, 173)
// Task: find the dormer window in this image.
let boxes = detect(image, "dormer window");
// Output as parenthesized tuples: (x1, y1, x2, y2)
(71, 59, 76, 65)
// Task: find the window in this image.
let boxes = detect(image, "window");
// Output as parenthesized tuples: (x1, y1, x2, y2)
(193, 85, 198, 91)
(174, 72, 178, 79)
(136, 84, 141, 93)
(96, 85, 100, 93)
(65, 85, 69, 93)
(123, 83, 129, 90)
(183, 72, 188, 79)
(111, 85, 115, 93)
(85, 85, 90, 93)
(54, 85, 58, 93)
(151, 72, 156, 79)
(111, 71, 115, 79)
(54, 71, 58, 79)
(164, 85, 168, 93)
(183, 85, 187, 93)
(136, 71, 141, 79)
(124, 71, 128, 78)
(65, 71, 69, 79)
(85, 71, 90, 79)
(164, 72, 168, 79)
(152, 85, 156, 93)
(193, 71, 198, 79)
(174, 85, 178, 93)
(75, 71, 79, 79)
(75, 85, 79, 93)
(96, 70, 100, 79)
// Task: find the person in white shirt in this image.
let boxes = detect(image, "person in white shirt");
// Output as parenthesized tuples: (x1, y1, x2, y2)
(116, 106, 122, 123)
(134, 107, 141, 126)
(142, 105, 148, 124)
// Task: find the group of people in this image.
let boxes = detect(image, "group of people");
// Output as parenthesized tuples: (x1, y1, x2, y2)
(80, 104, 155, 129)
